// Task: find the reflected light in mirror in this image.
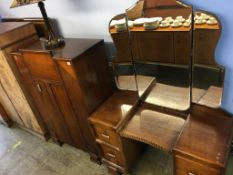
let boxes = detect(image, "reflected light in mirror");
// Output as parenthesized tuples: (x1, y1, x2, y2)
(144, 83, 190, 111)
(197, 86, 222, 108)
(116, 75, 137, 91)
(137, 75, 156, 97)
(121, 104, 133, 117)
(140, 110, 185, 127)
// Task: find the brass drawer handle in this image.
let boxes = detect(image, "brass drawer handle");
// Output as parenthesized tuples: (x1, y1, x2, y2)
(188, 171, 196, 175)
(107, 153, 116, 159)
(101, 133, 110, 139)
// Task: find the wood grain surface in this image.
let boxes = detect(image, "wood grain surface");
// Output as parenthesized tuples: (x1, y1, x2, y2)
(174, 104, 233, 169)
(121, 103, 185, 152)
(0, 51, 43, 133)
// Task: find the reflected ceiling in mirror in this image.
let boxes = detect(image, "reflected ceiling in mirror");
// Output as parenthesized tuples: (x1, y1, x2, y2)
(125, 0, 193, 112)
(192, 10, 224, 109)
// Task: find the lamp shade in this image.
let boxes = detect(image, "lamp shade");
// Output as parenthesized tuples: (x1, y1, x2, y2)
(10, 0, 45, 8)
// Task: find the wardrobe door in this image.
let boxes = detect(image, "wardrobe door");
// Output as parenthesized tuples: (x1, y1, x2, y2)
(47, 81, 86, 150)
(32, 80, 70, 142)
(30, 79, 86, 149)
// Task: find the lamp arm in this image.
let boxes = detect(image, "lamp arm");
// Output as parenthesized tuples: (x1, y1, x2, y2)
(38, 1, 55, 39)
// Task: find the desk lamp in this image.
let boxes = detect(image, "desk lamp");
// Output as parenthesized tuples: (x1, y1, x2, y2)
(10, 0, 65, 49)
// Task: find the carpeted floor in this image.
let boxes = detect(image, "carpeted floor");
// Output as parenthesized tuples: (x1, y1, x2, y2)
(0, 124, 232, 175)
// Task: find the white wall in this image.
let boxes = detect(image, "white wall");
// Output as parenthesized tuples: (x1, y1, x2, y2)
(0, 0, 137, 41)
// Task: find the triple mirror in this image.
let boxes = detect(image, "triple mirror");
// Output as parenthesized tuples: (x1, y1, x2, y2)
(109, 0, 224, 113)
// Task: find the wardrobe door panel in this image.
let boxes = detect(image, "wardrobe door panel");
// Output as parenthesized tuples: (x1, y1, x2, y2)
(49, 83, 86, 149)
(30, 80, 72, 145)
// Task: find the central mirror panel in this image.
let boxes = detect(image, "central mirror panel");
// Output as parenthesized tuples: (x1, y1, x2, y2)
(126, 0, 193, 112)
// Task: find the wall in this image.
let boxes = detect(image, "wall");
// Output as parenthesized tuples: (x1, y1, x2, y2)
(0, 0, 136, 41)
(0, 0, 232, 114)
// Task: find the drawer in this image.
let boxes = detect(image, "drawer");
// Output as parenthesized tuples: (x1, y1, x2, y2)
(100, 143, 124, 167)
(175, 155, 221, 175)
(94, 125, 120, 147)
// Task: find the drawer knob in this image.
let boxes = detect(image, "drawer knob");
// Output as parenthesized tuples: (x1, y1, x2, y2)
(101, 133, 110, 139)
(188, 171, 196, 175)
(107, 153, 116, 159)
(37, 84, 42, 92)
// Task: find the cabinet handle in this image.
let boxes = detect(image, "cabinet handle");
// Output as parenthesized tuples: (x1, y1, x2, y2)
(101, 133, 110, 139)
(188, 171, 196, 175)
(107, 153, 116, 159)
(37, 84, 42, 92)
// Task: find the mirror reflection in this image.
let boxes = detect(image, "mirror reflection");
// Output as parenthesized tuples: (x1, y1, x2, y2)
(109, 1, 224, 111)
(109, 14, 137, 91)
(126, 0, 193, 112)
(192, 11, 224, 108)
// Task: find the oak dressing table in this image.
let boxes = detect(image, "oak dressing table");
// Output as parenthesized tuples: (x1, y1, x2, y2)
(89, 0, 233, 174)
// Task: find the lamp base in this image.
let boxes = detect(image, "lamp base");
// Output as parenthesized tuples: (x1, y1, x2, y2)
(38, 1, 65, 50)
(44, 36, 65, 49)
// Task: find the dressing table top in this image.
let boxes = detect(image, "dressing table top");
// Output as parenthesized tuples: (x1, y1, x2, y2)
(121, 103, 186, 152)
(174, 105, 233, 168)
(89, 90, 138, 128)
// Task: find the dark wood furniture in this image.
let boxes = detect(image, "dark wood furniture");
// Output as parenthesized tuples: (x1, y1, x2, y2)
(192, 12, 224, 108)
(193, 14, 221, 66)
(89, 90, 144, 174)
(173, 104, 233, 175)
(130, 30, 191, 65)
(121, 103, 186, 152)
(11, 38, 114, 159)
(106, 0, 233, 175)
(1, 2, 231, 175)
(0, 22, 46, 135)
(2, 18, 48, 38)
(110, 22, 191, 66)
(120, 102, 233, 175)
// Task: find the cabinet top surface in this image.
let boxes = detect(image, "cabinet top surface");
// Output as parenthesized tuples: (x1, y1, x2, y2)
(0, 22, 30, 36)
(20, 38, 103, 60)
(174, 108, 233, 167)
